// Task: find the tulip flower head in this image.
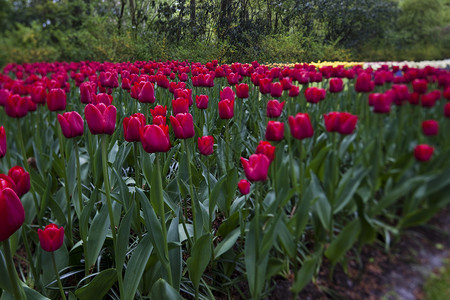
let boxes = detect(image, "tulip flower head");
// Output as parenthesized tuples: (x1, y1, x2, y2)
(198, 136, 214, 156)
(84, 103, 117, 135)
(123, 113, 146, 142)
(38, 224, 65, 252)
(8, 166, 30, 198)
(0, 188, 25, 242)
(170, 113, 195, 139)
(139, 124, 171, 153)
(266, 99, 285, 118)
(414, 144, 434, 162)
(255, 141, 275, 163)
(422, 120, 439, 136)
(47, 88, 67, 111)
(240, 154, 271, 182)
(265, 121, 285, 141)
(0, 126, 6, 158)
(238, 179, 251, 195)
(288, 113, 314, 140)
(57, 111, 84, 139)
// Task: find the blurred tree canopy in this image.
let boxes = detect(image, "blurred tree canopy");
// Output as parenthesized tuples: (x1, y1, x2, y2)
(0, 0, 449, 65)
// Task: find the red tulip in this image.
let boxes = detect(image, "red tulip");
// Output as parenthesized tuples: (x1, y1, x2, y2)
(153, 115, 166, 125)
(0, 174, 16, 191)
(156, 74, 169, 89)
(355, 72, 374, 93)
(26, 96, 37, 112)
(0, 188, 25, 242)
(137, 82, 155, 103)
(47, 88, 67, 111)
(5, 94, 28, 118)
(195, 95, 209, 109)
(0, 126, 6, 158)
(8, 166, 30, 198)
(372, 93, 392, 114)
(289, 85, 300, 97)
(30, 85, 47, 104)
(172, 97, 189, 115)
(305, 87, 326, 103)
(236, 83, 249, 98)
(0, 89, 10, 106)
(57, 111, 84, 139)
(240, 154, 271, 182)
(80, 82, 96, 104)
(259, 78, 272, 94)
(139, 124, 171, 153)
(445, 103, 450, 118)
(93, 93, 113, 106)
(84, 103, 117, 135)
(255, 141, 275, 163)
(123, 113, 146, 142)
(266, 99, 285, 118)
(412, 79, 427, 94)
(174, 88, 193, 106)
(150, 105, 167, 118)
(280, 77, 292, 90)
(324, 112, 358, 135)
(37, 224, 64, 252)
(422, 120, 439, 136)
(265, 121, 284, 141)
(198, 136, 214, 156)
(270, 82, 283, 97)
(414, 144, 434, 162)
(121, 78, 131, 90)
(238, 179, 250, 195)
(329, 78, 344, 93)
(130, 83, 140, 100)
(220, 87, 235, 101)
(421, 92, 438, 107)
(170, 113, 195, 139)
(392, 84, 410, 103)
(218, 99, 234, 119)
(444, 86, 450, 100)
(227, 73, 239, 85)
(288, 113, 314, 140)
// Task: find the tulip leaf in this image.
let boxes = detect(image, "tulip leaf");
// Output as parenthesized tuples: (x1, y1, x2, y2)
(123, 234, 153, 300)
(86, 202, 110, 268)
(209, 175, 226, 216)
(334, 166, 369, 214)
(150, 279, 183, 300)
(116, 203, 134, 271)
(138, 189, 170, 266)
(325, 219, 361, 265)
(214, 228, 240, 259)
(186, 233, 212, 290)
(310, 171, 331, 231)
(291, 251, 322, 294)
(0, 250, 12, 293)
(168, 215, 182, 292)
(75, 268, 117, 300)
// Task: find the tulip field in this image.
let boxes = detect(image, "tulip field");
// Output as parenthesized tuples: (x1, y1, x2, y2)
(0, 60, 449, 300)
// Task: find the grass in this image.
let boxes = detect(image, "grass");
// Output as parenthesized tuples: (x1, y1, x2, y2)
(424, 258, 450, 300)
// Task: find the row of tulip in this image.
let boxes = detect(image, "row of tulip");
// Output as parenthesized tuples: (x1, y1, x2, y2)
(0, 59, 449, 299)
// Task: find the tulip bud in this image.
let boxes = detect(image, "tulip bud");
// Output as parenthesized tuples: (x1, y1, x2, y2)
(195, 95, 209, 110)
(329, 78, 344, 93)
(236, 83, 249, 99)
(240, 154, 271, 182)
(238, 179, 251, 195)
(414, 144, 434, 162)
(218, 99, 234, 119)
(37, 224, 65, 252)
(170, 113, 195, 139)
(255, 141, 275, 163)
(266, 99, 285, 118)
(422, 120, 439, 136)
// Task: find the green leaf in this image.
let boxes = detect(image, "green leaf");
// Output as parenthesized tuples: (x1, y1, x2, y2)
(75, 269, 117, 300)
(86, 203, 110, 267)
(0, 250, 12, 293)
(214, 228, 240, 259)
(137, 189, 169, 266)
(168, 215, 182, 292)
(186, 233, 212, 289)
(209, 175, 226, 216)
(123, 234, 153, 300)
(291, 251, 322, 294)
(310, 171, 331, 231)
(325, 219, 361, 265)
(150, 279, 183, 300)
(116, 203, 134, 270)
(334, 166, 369, 213)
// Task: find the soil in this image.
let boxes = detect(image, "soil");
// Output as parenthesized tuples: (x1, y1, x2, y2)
(269, 207, 450, 300)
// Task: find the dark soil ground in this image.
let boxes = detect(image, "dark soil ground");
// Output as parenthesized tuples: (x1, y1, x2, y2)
(269, 207, 450, 300)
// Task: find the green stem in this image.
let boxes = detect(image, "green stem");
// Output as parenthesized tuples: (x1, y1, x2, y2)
(51, 252, 67, 300)
(2, 240, 26, 300)
(15, 118, 42, 227)
(184, 140, 198, 241)
(57, 124, 73, 247)
(21, 226, 39, 286)
(155, 154, 173, 285)
(101, 135, 125, 297)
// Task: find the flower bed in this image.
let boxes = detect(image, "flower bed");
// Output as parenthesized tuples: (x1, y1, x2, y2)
(0, 60, 449, 299)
